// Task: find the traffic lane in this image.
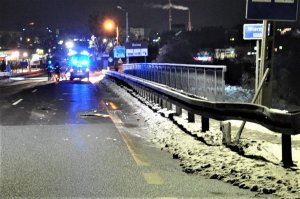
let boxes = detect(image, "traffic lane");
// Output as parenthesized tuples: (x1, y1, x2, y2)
(0, 124, 149, 197)
(0, 76, 50, 99)
(0, 80, 108, 126)
(0, 79, 149, 197)
(1, 79, 271, 198)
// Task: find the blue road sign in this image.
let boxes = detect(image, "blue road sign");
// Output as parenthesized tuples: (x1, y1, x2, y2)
(243, 24, 271, 40)
(243, 24, 263, 40)
(246, 0, 298, 21)
(113, 46, 126, 58)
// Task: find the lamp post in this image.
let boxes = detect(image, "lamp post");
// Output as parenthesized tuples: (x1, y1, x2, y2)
(117, 5, 129, 63)
(103, 18, 119, 45)
(187, 8, 192, 31)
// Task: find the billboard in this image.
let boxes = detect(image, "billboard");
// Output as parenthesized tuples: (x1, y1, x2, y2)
(246, 0, 298, 21)
(125, 42, 148, 57)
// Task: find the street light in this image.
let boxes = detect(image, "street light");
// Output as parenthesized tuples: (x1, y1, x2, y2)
(187, 8, 192, 31)
(117, 6, 128, 43)
(102, 18, 119, 46)
(117, 5, 129, 63)
(103, 19, 116, 33)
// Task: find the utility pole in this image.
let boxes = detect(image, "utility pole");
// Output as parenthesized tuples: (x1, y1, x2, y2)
(117, 5, 129, 63)
(168, 0, 172, 31)
(187, 9, 192, 31)
(257, 20, 274, 106)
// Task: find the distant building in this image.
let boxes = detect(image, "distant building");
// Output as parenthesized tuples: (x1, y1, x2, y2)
(215, 48, 237, 60)
(0, 31, 22, 49)
(129, 27, 151, 41)
(171, 24, 186, 32)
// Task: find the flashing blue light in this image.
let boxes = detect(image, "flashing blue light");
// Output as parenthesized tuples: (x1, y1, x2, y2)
(71, 59, 78, 65)
(80, 50, 89, 56)
(68, 49, 77, 56)
(80, 60, 89, 65)
(69, 54, 90, 67)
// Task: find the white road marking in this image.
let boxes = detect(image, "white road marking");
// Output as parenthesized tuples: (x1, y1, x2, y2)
(12, 99, 23, 106)
(32, 89, 38, 93)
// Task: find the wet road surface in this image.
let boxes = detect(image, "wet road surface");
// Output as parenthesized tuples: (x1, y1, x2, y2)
(0, 77, 274, 198)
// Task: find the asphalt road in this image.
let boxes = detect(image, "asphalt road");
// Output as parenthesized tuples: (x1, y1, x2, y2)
(0, 76, 273, 198)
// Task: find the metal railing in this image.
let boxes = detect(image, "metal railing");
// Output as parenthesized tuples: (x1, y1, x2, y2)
(107, 71, 300, 167)
(122, 63, 227, 101)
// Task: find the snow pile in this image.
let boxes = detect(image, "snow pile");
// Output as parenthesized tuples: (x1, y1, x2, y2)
(101, 78, 300, 199)
(224, 85, 254, 103)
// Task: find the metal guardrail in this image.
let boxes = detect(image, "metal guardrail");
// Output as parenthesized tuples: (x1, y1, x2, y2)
(107, 71, 300, 167)
(123, 63, 226, 102)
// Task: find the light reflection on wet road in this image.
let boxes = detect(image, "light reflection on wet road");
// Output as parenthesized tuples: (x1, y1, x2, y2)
(0, 78, 269, 198)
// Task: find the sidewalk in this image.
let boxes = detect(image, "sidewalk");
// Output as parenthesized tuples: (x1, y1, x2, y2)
(0, 68, 44, 82)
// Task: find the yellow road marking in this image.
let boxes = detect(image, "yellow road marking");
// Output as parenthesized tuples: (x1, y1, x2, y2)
(143, 172, 164, 185)
(156, 198, 177, 199)
(104, 103, 165, 185)
(109, 113, 150, 166)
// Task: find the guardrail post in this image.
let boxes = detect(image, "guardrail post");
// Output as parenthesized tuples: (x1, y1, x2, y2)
(175, 106, 182, 116)
(181, 67, 183, 90)
(150, 93, 154, 102)
(161, 99, 166, 109)
(142, 89, 146, 98)
(204, 69, 207, 96)
(175, 66, 177, 89)
(282, 134, 294, 167)
(220, 121, 231, 145)
(188, 112, 195, 123)
(201, 117, 209, 132)
(155, 95, 159, 104)
(187, 67, 190, 93)
(214, 69, 217, 101)
(167, 101, 172, 110)
(222, 68, 225, 101)
(195, 67, 198, 96)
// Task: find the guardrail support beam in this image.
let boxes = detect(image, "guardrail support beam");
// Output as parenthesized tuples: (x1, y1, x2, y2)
(282, 134, 294, 167)
(159, 98, 163, 108)
(175, 106, 182, 116)
(202, 117, 209, 132)
(188, 112, 195, 123)
(167, 101, 172, 110)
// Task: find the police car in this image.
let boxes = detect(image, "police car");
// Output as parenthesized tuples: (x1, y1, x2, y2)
(68, 54, 90, 81)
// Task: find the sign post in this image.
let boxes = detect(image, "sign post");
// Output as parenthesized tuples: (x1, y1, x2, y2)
(245, 0, 298, 166)
(125, 42, 148, 62)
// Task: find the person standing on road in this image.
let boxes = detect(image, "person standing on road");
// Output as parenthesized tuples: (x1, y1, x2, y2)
(0, 61, 5, 72)
(47, 60, 53, 81)
(5, 62, 11, 77)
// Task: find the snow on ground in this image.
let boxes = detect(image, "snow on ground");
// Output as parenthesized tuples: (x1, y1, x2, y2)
(102, 78, 300, 199)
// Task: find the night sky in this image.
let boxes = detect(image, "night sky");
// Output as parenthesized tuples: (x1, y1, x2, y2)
(0, 0, 299, 34)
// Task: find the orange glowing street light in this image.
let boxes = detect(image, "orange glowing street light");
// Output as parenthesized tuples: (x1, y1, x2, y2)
(103, 19, 116, 32)
(102, 18, 120, 46)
